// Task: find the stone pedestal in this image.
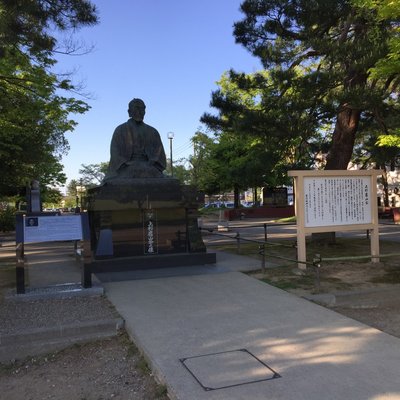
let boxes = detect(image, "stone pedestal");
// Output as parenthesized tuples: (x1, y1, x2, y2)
(87, 178, 215, 271)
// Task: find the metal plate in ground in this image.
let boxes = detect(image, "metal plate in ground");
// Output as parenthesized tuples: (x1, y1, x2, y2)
(180, 349, 280, 391)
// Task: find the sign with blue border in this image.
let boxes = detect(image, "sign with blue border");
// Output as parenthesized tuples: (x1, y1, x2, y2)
(16, 214, 90, 244)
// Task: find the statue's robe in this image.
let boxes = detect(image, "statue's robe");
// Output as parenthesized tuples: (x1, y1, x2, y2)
(105, 119, 166, 180)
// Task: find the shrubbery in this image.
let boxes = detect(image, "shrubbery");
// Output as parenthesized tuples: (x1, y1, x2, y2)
(0, 205, 16, 232)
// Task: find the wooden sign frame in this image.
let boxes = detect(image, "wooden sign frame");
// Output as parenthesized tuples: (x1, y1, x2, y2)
(288, 170, 382, 269)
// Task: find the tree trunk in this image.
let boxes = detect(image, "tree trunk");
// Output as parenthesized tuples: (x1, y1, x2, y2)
(233, 185, 240, 208)
(253, 187, 258, 206)
(325, 106, 361, 170)
(381, 167, 389, 207)
(313, 106, 361, 243)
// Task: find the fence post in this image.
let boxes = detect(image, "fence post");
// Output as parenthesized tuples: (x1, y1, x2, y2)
(313, 253, 322, 293)
(81, 239, 92, 288)
(264, 223, 268, 242)
(16, 242, 25, 294)
(236, 232, 240, 254)
(259, 244, 266, 274)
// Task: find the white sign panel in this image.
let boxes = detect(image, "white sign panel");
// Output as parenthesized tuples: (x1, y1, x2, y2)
(24, 215, 83, 243)
(143, 210, 158, 254)
(303, 176, 371, 227)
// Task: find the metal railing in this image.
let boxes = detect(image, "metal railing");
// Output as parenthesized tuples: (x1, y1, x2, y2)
(201, 221, 400, 291)
(200, 225, 307, 273)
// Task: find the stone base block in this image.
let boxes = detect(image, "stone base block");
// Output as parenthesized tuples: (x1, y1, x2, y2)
(92, 252, 216, 273)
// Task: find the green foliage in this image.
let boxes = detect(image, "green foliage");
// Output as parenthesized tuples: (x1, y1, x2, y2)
(66, 179, 79, 197)
(376, 134, 400, 148)
(136, 357, 151, 375)
(0, 0, 98, 196)
(170, 161, 191, 184)
(188, 131, 216, 191)
(0, 0, 98, 60)
(214, 0, 400, 170)
(200, 70, 321, 194)
(351, 0, 400, 80)
(41, 187, 63, 205)
(78, 162, 109, 187)
(155, 384, 168, 398)
(0, 204, 16, 232)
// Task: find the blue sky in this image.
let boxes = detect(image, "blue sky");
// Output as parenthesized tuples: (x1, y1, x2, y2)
(57, 0, 261, 183)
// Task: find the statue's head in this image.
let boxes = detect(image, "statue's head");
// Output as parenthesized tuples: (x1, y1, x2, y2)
(128, 98, 146, 122)
(30, 180, 39, 190)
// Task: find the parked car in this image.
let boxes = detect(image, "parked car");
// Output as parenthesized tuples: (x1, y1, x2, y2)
(204, 202, 222, 209)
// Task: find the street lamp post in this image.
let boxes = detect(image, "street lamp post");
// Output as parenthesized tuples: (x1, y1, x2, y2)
(75, 179, 85, 212)
(79, 178, 83, 209)
(167, 132, 174, 176)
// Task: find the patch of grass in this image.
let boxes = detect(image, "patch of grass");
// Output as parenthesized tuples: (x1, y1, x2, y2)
(250, 261, 359, 294)
(215, 237, 400, 294)
(306, 238, 370, 260)
(0, 263, 16, 299)
(322, 277, 354, 291)
(118, 331, 139, 358)
(219, 242, 266, 258)
(198, 208, 221, 217)
(308, 237, 400, 260)
(257, 265, 316, 291)
(261, 277, 310, 290)
(0, 267, 14, 287)
(259, 268, 357, 293)
(369, 267, 400, 284)
(118, 332, 151, 374)
(274, 216, 296, 223)
(117, 331, 168, 398)
(0, 361, 16, 373)
(136, 357, 151, 375)
(126, 342, 139, 358)
(155, 384, 168, 398)
(213, 237, 400, 267)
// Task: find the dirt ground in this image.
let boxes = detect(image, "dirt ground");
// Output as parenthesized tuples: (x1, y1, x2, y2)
(0, 236, 169, 400)
(0, 331, 169, 400)
(317, 261, 400, 339)
(251, 258, 400, 338)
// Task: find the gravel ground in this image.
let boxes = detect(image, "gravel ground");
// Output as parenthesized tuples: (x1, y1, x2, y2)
(332, 305, 400, 338)
(0, 294, 169, 400)
(0, 332, 169, 400)
(0, 236, 170, 399)
(0, 296, 119, 335)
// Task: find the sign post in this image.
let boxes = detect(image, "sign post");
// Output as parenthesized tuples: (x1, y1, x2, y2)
(288, 170, 381, 269)
(15, 213, 92, 293)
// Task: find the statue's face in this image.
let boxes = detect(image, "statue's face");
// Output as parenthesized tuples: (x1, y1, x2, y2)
(129, 103, 145, 122)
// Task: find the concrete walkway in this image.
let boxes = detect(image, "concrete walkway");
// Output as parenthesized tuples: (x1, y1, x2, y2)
(103, 252, 400, 400)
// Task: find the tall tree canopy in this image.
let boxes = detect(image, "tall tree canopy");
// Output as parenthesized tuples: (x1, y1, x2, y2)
(201, 70, 324, 193)
(224, 0, 400, 170)
(0, 0, 98, 196)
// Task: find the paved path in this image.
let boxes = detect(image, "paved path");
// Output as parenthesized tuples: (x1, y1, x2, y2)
(103, 252, 400, 400)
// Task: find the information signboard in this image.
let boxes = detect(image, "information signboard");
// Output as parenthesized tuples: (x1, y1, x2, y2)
(24, 215, 83, 243)
(288, 170, 381, 269)
(303, 176, 372, 227)
(15, 213, 92, 294)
